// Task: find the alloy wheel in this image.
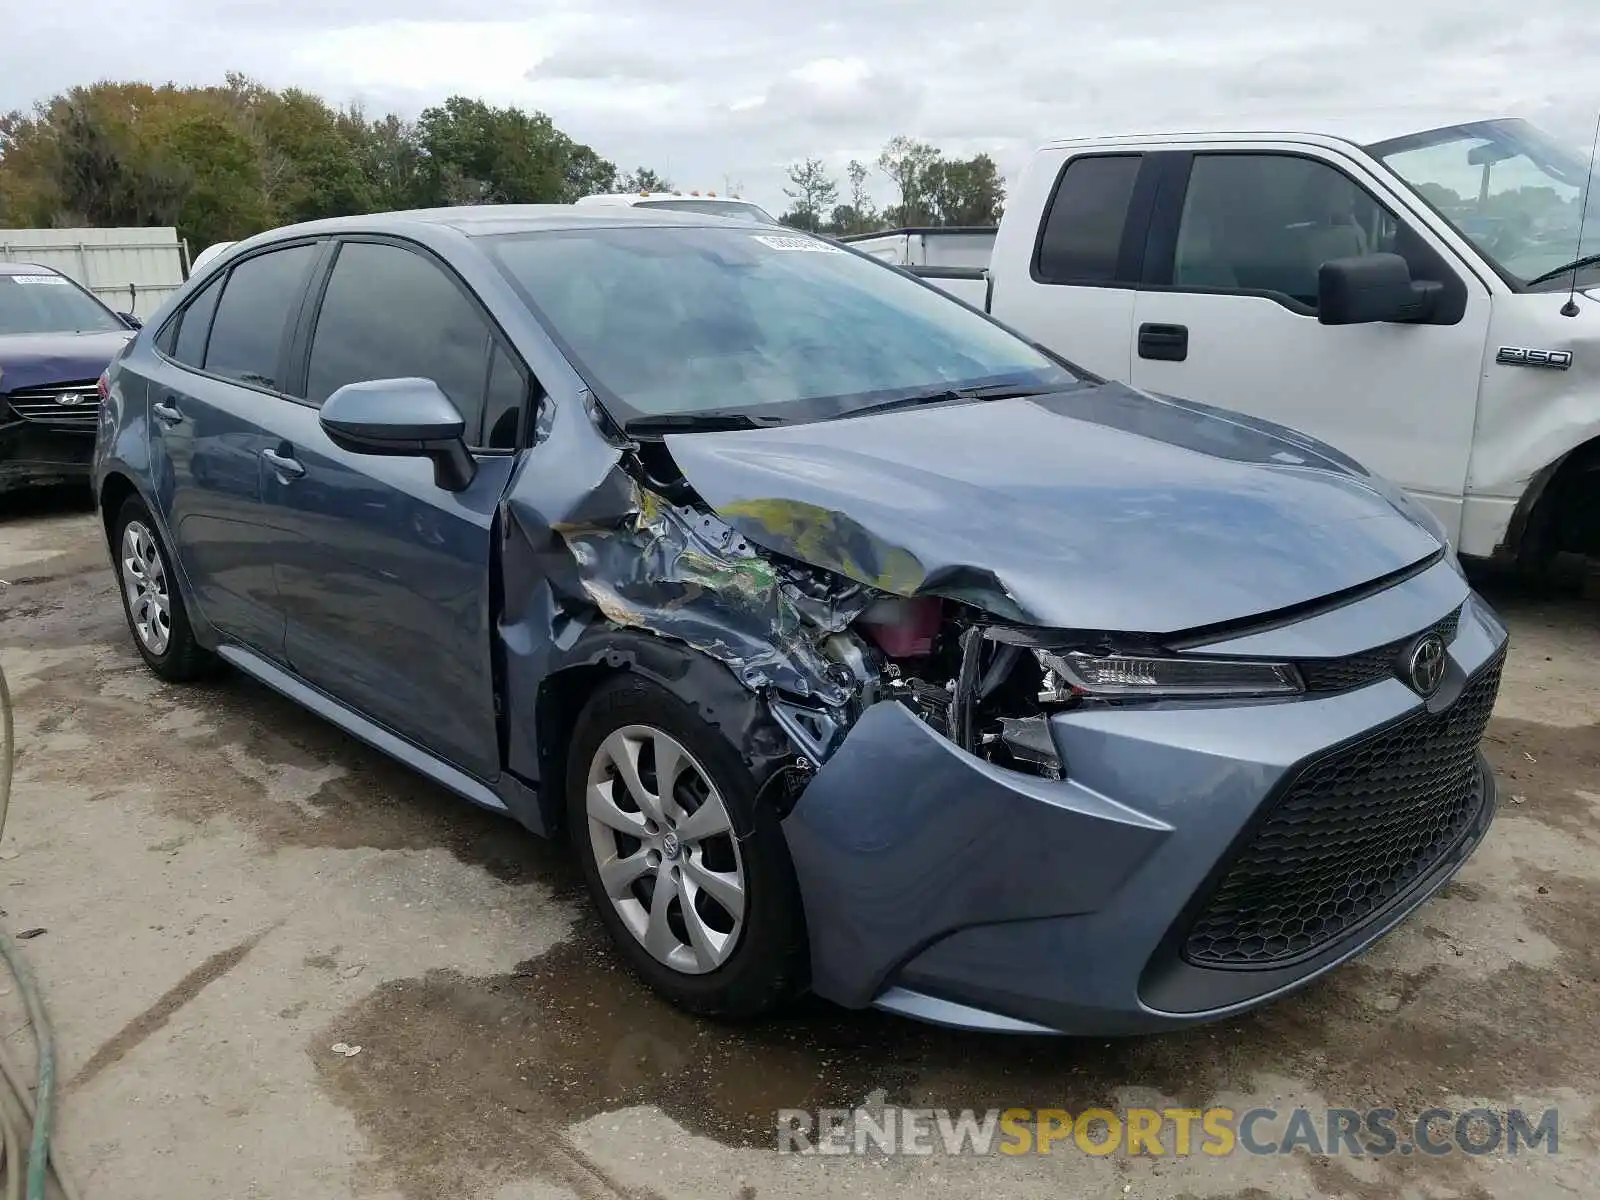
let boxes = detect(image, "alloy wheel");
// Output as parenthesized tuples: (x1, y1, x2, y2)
(585, 724, 746, 975)
(120, 520, 171, 656)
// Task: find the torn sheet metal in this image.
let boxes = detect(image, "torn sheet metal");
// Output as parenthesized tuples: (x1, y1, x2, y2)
(553, 479, 868, 706)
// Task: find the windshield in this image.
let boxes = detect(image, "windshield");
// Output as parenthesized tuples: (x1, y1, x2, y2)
(1371, 118, 1597, 287)
(0, 272, 125, 335)
(633, 199, 776, 224)
(486, 226, 1074, 424)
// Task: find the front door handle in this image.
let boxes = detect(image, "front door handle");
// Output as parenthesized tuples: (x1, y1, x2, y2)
(260, 447, 306, 481)
(1137, 322, 1189, 362)
(152, 399, 184, 425)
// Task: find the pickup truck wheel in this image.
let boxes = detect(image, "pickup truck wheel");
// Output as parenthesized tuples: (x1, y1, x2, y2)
(567, 676, 807, 1018)
(113, 496, 217, 682)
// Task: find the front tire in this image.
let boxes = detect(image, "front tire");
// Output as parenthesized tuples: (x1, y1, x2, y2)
(567, 675, 807, 1018)
(112, 496, 217, 682)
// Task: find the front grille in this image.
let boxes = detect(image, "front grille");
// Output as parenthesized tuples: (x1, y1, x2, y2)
(1297, 606, 1462, 693)
(1182, 651, 1503, 968)
(3, 381, 101, 432)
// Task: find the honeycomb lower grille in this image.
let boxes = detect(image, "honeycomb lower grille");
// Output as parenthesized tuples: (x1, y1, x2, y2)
(1182, 651, 1502, 968)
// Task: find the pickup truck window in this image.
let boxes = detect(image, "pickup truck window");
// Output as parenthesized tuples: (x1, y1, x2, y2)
(488, 225, 1075, 425)
(1372, 118, 1593, 289)
(1173, 154, 1398, 307)
(1035, 155, 1142, 285)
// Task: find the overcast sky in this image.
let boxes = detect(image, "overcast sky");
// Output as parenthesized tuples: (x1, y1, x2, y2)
(5, 1, 1599, 212)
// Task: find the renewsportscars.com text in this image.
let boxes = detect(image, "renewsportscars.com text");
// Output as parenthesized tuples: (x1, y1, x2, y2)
(775, 1104, 1559, 1158)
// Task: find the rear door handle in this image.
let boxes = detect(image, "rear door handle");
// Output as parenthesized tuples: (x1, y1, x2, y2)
(1137, 323, 1189, 362)
(260, 447, 306, 480)
(152, 399, 184, 425)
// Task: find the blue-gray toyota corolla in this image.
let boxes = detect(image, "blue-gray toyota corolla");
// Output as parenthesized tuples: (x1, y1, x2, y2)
(92, 208, 1507, 1035)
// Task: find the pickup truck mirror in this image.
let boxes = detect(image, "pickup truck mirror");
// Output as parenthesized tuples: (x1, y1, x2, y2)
(1317, 253, 1441, 326)
(320, 377, 477, 492)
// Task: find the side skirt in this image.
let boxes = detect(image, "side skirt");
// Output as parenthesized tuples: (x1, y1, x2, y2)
(215, 643, 520, 818)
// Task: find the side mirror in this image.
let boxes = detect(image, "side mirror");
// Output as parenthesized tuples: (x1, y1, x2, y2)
(319, 378, 476, 492)
(117, 312, 143, 330)
(1317, 253, 1441, 326)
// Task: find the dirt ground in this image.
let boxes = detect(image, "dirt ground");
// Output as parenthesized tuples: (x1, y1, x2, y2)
(1, 488, 1598, 1200)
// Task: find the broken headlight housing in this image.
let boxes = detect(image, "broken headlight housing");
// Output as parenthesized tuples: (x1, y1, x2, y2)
(1035, 650, 1304, 701)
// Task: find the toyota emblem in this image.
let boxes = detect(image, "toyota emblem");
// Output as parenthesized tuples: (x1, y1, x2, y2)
(1406, 634, 1447, 697)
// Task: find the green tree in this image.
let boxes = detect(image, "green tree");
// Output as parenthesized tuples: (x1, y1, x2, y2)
(247, 86, 374, 223)
(159, 108, 270, 246)
(925, 152, 1005, 225)
(780, 157, 838, 232)
(0, 76, 623, 245)
(877, 136, 940, 226)
(415, 96, 615, 207)
(342, 110, 427, 213)
(618, 166, 672, 193)
(560, 140, 617, 201)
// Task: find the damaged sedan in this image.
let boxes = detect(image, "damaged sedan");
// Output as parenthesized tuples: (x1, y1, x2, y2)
(92, 207, 1507, 1034)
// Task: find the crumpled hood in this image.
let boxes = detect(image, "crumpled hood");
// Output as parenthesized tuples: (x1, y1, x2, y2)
(0, 330, 133, 393)
(664, 382, 1444, 635)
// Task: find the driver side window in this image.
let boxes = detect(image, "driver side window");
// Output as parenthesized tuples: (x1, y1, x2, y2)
(306, 240, 529, 449)
(1173, 154, 1401, 307)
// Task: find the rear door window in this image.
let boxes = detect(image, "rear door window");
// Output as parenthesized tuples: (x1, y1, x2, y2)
(307, 240, 512, 448)
(203, 244, 318, 390)
(1035, 155, 1143, 284)
(169, 274, 224, 367)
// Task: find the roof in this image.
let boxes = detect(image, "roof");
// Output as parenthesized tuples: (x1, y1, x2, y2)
(578, 192, 758, 204)
(1040, 112, 1515, 153)
(254, 204, 757, 243)
(0, 261, 58, 276)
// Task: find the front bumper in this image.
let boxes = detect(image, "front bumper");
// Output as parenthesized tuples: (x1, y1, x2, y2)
(782, 569, 1508, 1035)
(0, 418, 94, 493)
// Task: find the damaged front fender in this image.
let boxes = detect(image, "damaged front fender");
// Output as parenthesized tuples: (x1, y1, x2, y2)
(554, 481, 867, 707)
(495, 395, 877, 810)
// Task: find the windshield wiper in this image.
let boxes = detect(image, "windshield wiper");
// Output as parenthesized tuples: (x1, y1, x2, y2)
(1525, 253, 1600, 287)
(840, 383, 1055, 420)
(623, 410, 785, 436)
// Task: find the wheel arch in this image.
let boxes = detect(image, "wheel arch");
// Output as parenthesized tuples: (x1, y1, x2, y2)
(97, 470, 143, 549)
(1504, 434, 1600, 566)
(530, 629, 796, 836)
(96, 470, 216, 648)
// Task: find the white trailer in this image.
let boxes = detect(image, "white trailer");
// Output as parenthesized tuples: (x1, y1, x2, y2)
(0, 227, 189, 321)
(840, 227, 996, 307)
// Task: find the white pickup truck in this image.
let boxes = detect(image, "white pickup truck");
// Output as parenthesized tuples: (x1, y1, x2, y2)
(904, 116, 1600, 572)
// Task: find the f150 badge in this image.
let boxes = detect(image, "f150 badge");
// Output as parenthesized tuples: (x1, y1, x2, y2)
(1496, 346, 1573, 369)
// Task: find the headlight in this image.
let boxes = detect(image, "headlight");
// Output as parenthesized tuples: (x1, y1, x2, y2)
(1036, 650, 1303, 700)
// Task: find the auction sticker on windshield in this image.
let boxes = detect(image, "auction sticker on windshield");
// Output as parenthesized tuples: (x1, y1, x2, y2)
(752, 234, 844, 253)
(9, 275, 69, 285)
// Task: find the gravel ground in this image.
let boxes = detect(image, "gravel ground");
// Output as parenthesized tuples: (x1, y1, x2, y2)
(1, 489, 1597, 1200)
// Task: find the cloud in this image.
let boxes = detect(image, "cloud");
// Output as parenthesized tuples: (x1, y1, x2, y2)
(3, 0, 1599, 212)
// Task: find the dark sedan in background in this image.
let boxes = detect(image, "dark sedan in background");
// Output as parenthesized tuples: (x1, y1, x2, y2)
(1, 262, 139, 497)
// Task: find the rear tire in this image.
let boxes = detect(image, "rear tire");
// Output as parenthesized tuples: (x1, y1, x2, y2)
(567, 675, 807, 1018)
(112, 496, 217, 682)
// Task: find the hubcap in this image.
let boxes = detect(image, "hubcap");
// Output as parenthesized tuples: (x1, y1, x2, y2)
(585, 725, 745, 975)
(120, 520, 171, 656)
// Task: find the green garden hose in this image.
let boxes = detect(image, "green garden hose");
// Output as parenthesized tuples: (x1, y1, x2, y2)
(0, 658, 77, 1200)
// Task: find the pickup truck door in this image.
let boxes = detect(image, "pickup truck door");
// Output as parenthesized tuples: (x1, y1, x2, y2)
(987, 150, 1155, 381)
(1125, 145, 1492, 540)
